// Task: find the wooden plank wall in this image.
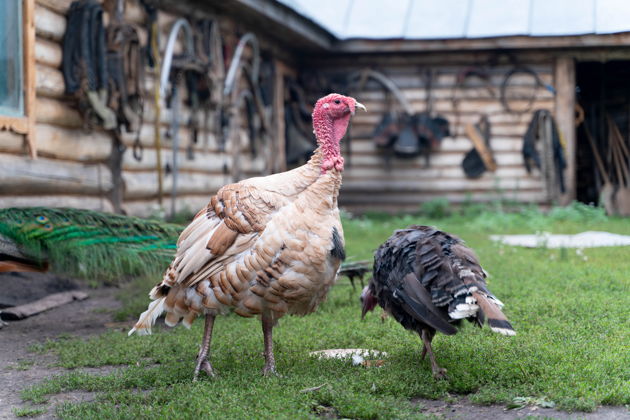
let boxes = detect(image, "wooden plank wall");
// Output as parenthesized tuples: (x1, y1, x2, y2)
(305, 53, 555, 213)
(0, 0, 283, 217)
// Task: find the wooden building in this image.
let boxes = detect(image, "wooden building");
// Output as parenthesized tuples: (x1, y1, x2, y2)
(1, 0, 629, 215)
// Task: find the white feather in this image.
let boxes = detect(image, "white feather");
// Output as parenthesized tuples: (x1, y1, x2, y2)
(128, 297, 166, 336)
(449, 303, 479, 319)
(458, 268, 475, 278)
(491, 327, 516, 336)
(488, 296, 505, 308)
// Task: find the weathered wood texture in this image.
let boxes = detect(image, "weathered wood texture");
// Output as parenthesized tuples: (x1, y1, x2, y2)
(1, 0, 281, 215)
(0, 154, 112, 195)
(554, 56, 576, 204)
(305, 54, 555, 212)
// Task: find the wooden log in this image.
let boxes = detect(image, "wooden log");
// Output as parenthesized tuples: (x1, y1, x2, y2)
(350, 98, 554, 115)
(0, 195, 113, 212)
(348, 137, 524, 154)
(350, 107, 550, 127)
(123, 195, 213, 218)
(122, 147, 266, 173)
(345, 151, 526, 168)
(123, 171, 227, 199)
(339, 190, 547, 206)
(0, 131, 27, 155)
(36, 64, 65, 98)
(0, 154, 112, 195)
(35, 124, 112, 162)
(36, 0, 73, 14)
(340, 177, 543, 193)
(34, 3, 66, 41)
(35, 97, 82, 127)
(339, 191, 549, 214)
(352, 86, 554, 102)
(344, 165, 539, 181)
(118, 121, 262, 155)
(35, 37, 62, 68)
(0, 291, 88, 321)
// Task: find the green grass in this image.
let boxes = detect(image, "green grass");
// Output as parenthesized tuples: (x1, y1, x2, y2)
(21, 205, 630, 419)
(13, 407, 46, 417)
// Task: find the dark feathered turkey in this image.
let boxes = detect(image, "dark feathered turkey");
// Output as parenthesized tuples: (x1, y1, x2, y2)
(361, 225, 515, 379)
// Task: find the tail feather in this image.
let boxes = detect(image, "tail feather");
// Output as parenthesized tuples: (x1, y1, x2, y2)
(472, 291, 516, 336)
(128, 297, 166, 336)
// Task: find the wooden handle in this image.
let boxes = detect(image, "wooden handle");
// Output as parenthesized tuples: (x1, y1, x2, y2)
(465, 123, 496, 171)
(582, 121, 610, 184)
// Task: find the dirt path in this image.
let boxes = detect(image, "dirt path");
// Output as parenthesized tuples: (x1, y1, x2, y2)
(0, 287, 122, 420)
(1, 286, 628, 420)
(413, 397, 630, 419)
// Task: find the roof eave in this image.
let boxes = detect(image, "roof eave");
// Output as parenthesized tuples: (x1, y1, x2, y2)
(223, 0, 336, 51)
(334, 32, 630, 54)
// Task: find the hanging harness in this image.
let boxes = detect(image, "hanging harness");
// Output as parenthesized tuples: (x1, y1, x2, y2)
(63, 0, 145, 148)
(63, 0, 116, 129)
(522, 110, 566, 196)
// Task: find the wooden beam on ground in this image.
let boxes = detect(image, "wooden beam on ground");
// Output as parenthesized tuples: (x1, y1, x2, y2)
(0, 291, 88, 321)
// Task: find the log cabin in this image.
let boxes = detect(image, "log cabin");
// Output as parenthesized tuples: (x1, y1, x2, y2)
(1, 0, 629, 216)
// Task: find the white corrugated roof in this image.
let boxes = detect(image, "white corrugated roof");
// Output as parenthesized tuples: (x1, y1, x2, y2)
(276, 0, 630, 39)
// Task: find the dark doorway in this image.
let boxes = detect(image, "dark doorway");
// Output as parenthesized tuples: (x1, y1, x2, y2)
(575, 61, 630, 205)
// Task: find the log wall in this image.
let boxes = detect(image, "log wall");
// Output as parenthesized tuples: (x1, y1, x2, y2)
(1, 1, 566, 216)
(304, 53, 557, 213)
(0, 0, 288, 217)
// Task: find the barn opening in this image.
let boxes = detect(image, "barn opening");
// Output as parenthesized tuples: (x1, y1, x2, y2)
(575, 61, 630, 205)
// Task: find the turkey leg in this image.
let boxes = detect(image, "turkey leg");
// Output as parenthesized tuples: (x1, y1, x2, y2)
(261, 313, 277, 376)
(421, 329, 447, 380)
(193, 314, 216, 380)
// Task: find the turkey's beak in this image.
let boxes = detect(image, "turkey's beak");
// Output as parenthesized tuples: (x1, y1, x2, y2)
(361, 304, 369, 320)
(360, 285, 374, 320)
(353, 101, 367, 115)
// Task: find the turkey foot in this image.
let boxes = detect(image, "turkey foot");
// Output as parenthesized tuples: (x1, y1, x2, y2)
(262, 362, 279, 377)
(193, 357, 216, 381)
(193, 314, 216, 381)
(421, 329, 447, 380)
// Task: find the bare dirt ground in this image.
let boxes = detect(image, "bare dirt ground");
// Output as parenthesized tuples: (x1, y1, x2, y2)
(0, 284, 628, 420)
(0, 286, 123, 420)
(413, 397, 630, 419)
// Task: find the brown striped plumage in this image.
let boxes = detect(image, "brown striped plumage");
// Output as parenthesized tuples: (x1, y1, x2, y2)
(129, 94, 365, 378)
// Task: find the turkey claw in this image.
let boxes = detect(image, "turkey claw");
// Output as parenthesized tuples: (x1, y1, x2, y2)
(432, 367, 448, 380)
(262, 366, 281, 377)
(193, 359, 216, 381)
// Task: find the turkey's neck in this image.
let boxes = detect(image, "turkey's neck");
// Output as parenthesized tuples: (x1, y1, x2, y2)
(303, 148, 342, 209)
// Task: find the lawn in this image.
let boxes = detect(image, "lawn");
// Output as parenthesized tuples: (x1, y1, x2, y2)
(20, 203, 630, 419)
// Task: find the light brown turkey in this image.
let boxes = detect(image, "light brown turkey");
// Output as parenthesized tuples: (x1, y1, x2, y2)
(362, 225, 515, 379)
(129, 93, 365, 379)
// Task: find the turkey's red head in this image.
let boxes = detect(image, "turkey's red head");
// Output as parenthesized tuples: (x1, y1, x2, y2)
(360, 285, 378, 319)
(312, 93, 366, 173)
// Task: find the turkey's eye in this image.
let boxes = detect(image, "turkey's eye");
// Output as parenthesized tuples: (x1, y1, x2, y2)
(334, 99, 341, 104)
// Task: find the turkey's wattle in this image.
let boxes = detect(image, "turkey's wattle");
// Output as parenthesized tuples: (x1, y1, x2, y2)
(312, 93, 365, 173)
(130, 93, 365, 379)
